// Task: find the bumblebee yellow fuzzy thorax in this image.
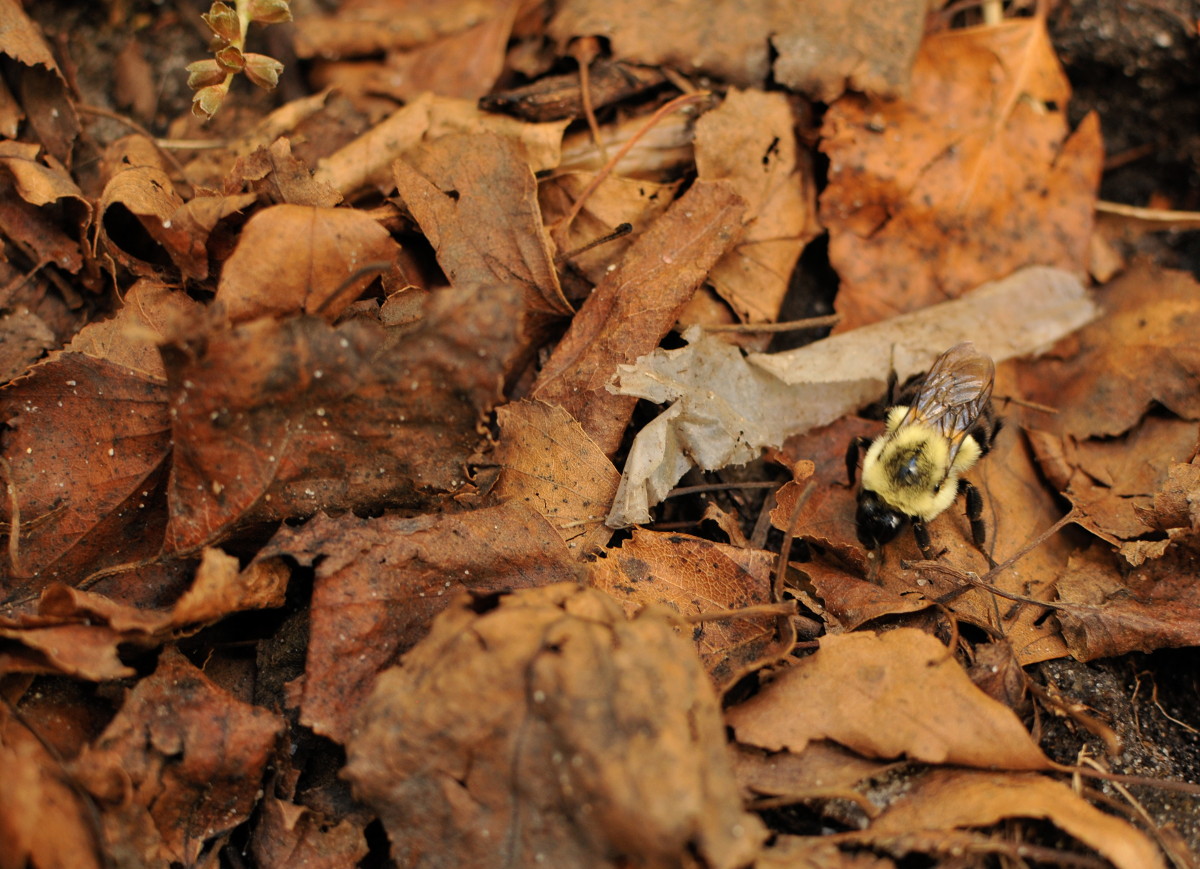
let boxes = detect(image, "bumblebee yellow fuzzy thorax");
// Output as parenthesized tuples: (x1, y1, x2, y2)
(860, 410, 983, 523)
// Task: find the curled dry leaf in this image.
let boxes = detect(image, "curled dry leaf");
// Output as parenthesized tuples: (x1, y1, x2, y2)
(822, 19, 1102, 330)
(344, 583, 766, 869)
(0, 150, 88, 275)
(97, 165, 185, 275)
(216, 203, 401, 322)
(0, 548, 288, 680)
(857, 768, 1163, 869)
(0, 0, 79, 162)
(728, 628, 1050, 770)
(1027, 414, 1197, 544)
(588, 528, 781, 688)
(260, 500, 578, 742)
(69, 647, 284, 868)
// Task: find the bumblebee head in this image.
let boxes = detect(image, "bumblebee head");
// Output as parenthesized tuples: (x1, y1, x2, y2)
(855, 489, 906, 548)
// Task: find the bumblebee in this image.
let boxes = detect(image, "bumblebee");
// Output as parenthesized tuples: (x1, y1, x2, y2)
(846, 342, 1001, 561)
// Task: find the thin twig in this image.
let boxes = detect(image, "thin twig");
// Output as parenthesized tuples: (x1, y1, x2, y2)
(704, 314, 840, 334)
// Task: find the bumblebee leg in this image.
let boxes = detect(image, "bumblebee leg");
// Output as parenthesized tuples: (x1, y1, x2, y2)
(844, 436, 872, 486)
(959, 479, 986, 546)
(959, 479, 997, 567)
(912, 519, 936, 560)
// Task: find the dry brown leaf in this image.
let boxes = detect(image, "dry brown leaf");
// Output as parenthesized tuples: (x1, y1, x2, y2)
(588, 528, 780, 687)
(532, 179, 746, 454)
(157, 191, 258, 281)
(260, 500, 578, 742)
(822, 19, 1102, 330)
(1055, 543, 1200, 660)
(96, 165, 185, 276)
(483, 399, 620, 556)
(695, 88, 820, 324)
(858, 768, 1164, 869)
(293, 0, 497, 58)
(0, 550, 287, 679)
(1029, 415, 1197, 543)
(314, 91, 568, 196)
(69, 647, 284, 867)
(249, 796, 370, 869)
(550, 0, 925, 99)
(67, 280, 203, 380)
(344, 583, 767, 868)
(393, 132, 571, 317)
(225, 137, 343, 207)
(727, 628, 1050, 770)
(164, 282, 526, 553)
(540, 171, 680, 286)
(0, 170, 84, 276)
(1018, 263, 1200, 438)
(0, 309, 55, 385)
(0, 701, 102, 869)
(365, 0, 520, 101)
(215, 203, 401, 322)
(0, 350, 171, 591)
(733, 741, 898, 802)
(0, 0, 79, 163)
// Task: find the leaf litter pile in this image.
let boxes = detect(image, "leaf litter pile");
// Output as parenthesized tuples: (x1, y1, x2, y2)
(1, 1, 1199, 867)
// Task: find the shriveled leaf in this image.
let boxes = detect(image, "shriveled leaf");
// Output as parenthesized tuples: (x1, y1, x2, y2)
(344, 583, 766, 869)
(69, 648, 284, 867)
(97, 165, 186, 275)
(1028, 415, 1197, 543)
(727, 628, 1050, 770)
(216, 203, 401, 321)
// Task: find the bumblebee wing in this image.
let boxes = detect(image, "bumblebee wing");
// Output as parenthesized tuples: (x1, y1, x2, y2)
(900, 343, 995, 459)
